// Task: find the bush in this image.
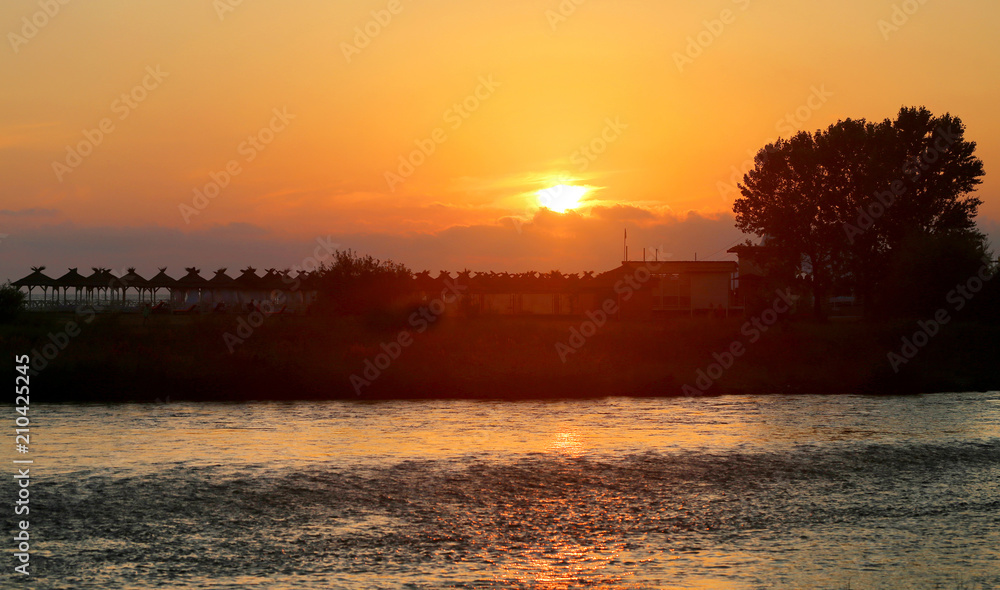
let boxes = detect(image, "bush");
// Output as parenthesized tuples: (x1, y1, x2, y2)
(313, 249, 413, 316)
(0, 281, 25, 323)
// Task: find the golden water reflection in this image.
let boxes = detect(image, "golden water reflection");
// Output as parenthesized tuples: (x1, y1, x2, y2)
(32, 395, 1000, 474)
(546, 431, 584, 456)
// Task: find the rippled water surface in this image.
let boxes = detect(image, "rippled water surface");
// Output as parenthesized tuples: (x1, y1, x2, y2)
(4, 393, 1000, 589)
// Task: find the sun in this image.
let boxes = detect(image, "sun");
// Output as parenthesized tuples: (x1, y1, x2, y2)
(537, 184, 588, 213)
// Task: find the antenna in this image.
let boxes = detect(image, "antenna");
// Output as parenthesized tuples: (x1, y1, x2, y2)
(623, 228, 627, 262)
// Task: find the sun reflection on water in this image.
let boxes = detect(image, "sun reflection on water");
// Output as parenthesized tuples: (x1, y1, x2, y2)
(546, 431, 585, 456)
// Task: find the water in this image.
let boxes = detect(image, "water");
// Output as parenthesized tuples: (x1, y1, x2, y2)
(4, 393, 999, 589)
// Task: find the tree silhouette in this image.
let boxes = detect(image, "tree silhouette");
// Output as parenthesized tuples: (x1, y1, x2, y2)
(314, 249, 412, 315)
(734, 106, 985, 318)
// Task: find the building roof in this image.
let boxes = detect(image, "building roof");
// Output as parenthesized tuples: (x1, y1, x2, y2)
(611, 260, 738, 275)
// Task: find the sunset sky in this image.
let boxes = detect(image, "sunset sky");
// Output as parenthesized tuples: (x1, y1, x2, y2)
(2, 0, 999, 280)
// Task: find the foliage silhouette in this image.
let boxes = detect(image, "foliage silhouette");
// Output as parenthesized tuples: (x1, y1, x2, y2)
(313, 249, 413, 316)
(0, 281, 26, 323)
(735, 106, 986, 319)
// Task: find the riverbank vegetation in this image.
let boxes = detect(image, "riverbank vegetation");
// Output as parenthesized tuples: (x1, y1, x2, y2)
(4, 310, 999, 402)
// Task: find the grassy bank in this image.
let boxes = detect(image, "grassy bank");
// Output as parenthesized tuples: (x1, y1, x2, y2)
(3, 311, 999, 401)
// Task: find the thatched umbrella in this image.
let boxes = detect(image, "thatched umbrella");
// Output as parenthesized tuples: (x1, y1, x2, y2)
(206, 268, 238, 308)
(81, 268, 111, 303)
(234, 266, 262, 285)
(294, 270, 322, 312)
(145, 267, 176, 302)
(174, 267, 207, 306)
(258, 269, 287, 309)
(13, 266, 58, 303)
(113, 267, 149, 304)
(234, 267, 264, 308)
(53, 268, 87, 303)
(260, 268, 285, 292)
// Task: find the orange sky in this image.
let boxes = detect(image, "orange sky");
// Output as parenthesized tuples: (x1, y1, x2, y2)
(2, 0, 999, 279)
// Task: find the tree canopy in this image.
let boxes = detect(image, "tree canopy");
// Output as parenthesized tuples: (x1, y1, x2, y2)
(313, 249, 413, 315)
(734, 106, 987, 318)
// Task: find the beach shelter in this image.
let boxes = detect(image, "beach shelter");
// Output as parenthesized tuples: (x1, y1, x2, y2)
(206, 268, 239, 308)
(12, 266, 58, 303)
(145, 268, 176, 303)
(113, 268, 149, 304)
(80, 268, 115, 303)
(53, 268, 88, 304)
(234, 267, 266, 309)
(174, 267, 208, 306)
(260, 268, 287, 307)
(277, 270, 316, 312)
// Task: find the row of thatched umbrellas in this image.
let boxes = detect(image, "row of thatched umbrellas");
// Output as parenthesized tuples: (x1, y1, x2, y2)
(13, 265, 626, 305)
(12, 266, 311, 303)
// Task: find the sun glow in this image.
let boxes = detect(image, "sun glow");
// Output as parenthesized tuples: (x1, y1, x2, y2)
(537, 184, 588, 213)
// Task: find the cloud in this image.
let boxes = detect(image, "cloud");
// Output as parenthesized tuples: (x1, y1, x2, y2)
(0, 208, 58, 217)
(589, 204, 656, 221)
